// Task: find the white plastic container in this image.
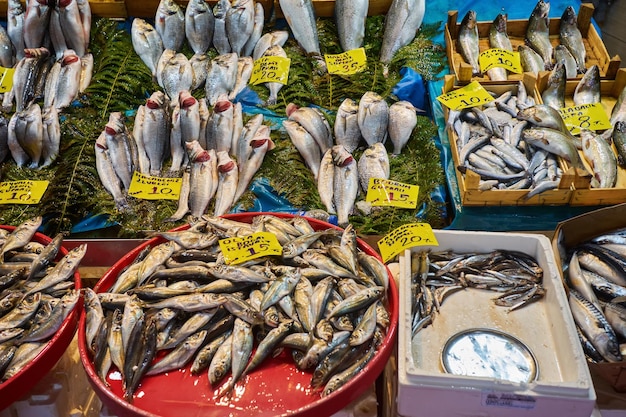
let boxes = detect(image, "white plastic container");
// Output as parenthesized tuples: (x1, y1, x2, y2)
(397, 231, 596, 417)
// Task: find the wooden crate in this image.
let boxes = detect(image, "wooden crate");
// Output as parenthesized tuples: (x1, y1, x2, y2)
(537, 68, 626, 205)
(443, 73, 574, 206)
(445, 3, 621, 84)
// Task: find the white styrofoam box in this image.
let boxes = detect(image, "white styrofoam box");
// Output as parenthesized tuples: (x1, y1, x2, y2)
(397, 231, 596, 417)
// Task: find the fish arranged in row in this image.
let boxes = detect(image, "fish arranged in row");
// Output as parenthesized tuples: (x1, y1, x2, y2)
(410, 249, 545, 336)
(7, 102, 60, 169)
(448, 83, 589, 197)
(83, 214, 390, 402)
(458, 3, 589, 80)
(564, 229, 626, 363)
(0, 217, 85, 382)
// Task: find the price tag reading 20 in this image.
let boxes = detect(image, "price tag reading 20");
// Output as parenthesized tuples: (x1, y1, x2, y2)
(377, 223, 438, 263)
(127, 172, 182, 200)
(437, 81, 494, 111)
(250, 56, 291, 85)
(219, 232, 283, 265)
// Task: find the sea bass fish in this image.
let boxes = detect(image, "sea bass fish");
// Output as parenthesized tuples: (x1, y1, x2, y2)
(380, 0, 425, 74)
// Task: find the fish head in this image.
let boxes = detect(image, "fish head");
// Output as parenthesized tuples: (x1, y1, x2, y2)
(532, 0, 550, 19)
(147, 91, 167, 109)
(285, 103, 300, 117)
(461, 10, 477, 29)
(561, 5, 577, 24)
(214, 95, 232, 113)
(179, 90, 197, 109)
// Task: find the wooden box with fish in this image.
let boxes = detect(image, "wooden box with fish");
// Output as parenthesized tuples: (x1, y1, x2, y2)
(442, 74, 577, 206)
(445, 2, 620, 84)
(535, 68, 626, 205)
(397, 230, 596, 417)
(552, 203, 626, 396)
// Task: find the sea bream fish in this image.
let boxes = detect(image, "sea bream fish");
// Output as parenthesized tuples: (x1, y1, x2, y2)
(131, 18, 164, 79)
(155, 0, 185, 52)
(388, 100, 417, 155)
(358, 91, 389, 146)
(9, 103, 43, 169)
(225, 0, 255, 56)
(7, 0, 25, 61)
(334, 98, 361, 153)
(185, 0, 214, 55)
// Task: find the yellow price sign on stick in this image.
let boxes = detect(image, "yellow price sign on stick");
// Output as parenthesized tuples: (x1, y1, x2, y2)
(558, 102, 612, 135)
(250, 56, 291, 85)
(436, 81, 494, 111)
(377, 223, 438, 263)
(365, 178, 419, 209)
(0, 180, 49, 204)
(127, 172, 182, 200)
(0, 67, 15, 93)
(325, 48, 367, 75)
(219, 232, 283, 265)
(479, 48, 523, 74)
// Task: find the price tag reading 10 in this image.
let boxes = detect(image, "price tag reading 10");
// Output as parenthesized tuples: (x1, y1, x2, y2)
(127, 172, 182, 200)
(436, 81, 494, 111)
(0, 180, 49, 205)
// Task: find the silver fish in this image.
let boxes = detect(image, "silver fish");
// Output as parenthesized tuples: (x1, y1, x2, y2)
(287, 104, 333, 154)
(358, 91, 389, 146)
(253, 31, 289, 61)
(158, 51, 193, 101)
(518, 44, 545, 75)
(213, 0, 232, 55)
(76, 0, 91, 50)
(131, 18, 164, 78)
(456, 10, 480, 75)
(283, 119, 322, 180)
(242, 2, 265, 57)
(541, 61, 566, 110)
(187, 143, 218, 219)
(147, 330, 207, 375)
(554, 45, 578, 79)
(573, 65, 601, 105)
(334, 98, 362, 153)
(349, 302, 377, 346)
(205, 52, 239, 106)
(317, 148, 336, 214)
(225, 0, 255, 56)
(23, 0, 51, 50)
(185, 0, 214, 55)
(487, 14, 511, 81)
(209, 95, 234, 153)
(178, 90, 200, 144)
(229, 57, 254, 101)
(335, 0, 368, 52)
(331, 145, 359, 226)
(23, 243, 86, 296)
(262, 44, 288, 105)
(380, 0, 425, 73)
(580, 130, 617, 188)
(278, 0, 325, 71)
(20, 290, 81, 343)
(560, 6, 586, 73)
(388, 101, 417, 155)
(526, 0, 552, 70)
(104, 113, 134, 190)
(217, 318, 253, 395)
(9, 103, 43, 169)
(40, 106, 60, 168)
(155, 0, 185, 52)
(3, 342, 46, 382)
(235, 114, 264, 165)
(208, 333, 232, 386)
(95, 133, 128, 211)
(54, 50, 82, 110)
(358, 142, 390, 191)
(214, 151, 239, 216)
(79, 53, 94, 93)
(190, 52, 209, 90)
(234, 132, 274, 202)
(7, 0, 25, 61)
(58, 0, 87, 57)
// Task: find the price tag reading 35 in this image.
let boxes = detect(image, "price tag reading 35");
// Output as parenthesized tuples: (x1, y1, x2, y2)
(0, 180, 49, 204)
(127, 172, 182, 200)
(437, 81, 494, 111)
(219, 232, 283, 265)
(0, 67, 15, 93)
(377, 223, 438, 263)
(325, 48, 367, 75)
(479, 48, 523, 74)
(558, 102, 612, 135)
(365, 178, 419, 209)
(250, 56, 291, 85)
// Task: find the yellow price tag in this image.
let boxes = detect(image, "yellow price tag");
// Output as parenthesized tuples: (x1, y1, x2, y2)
(0, 67, 15, 93)
(377, 223, 438, 263)
(365, 178, 419, 209)
(219, 232, 283, 265)
(558, 102, 612, 135)
(250, 56, 291, 85)
(0, 180, 49, 204)
(436, 81, 494, 111)
(325, 48, 367, 75)
(127, 171, 182, 200)
(479, 48, 523, 74)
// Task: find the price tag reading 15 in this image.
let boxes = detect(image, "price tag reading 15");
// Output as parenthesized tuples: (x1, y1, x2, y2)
(250, 56, 291, 85)
(127, 172, 182, 200)
(437, 81, 494, 111)
(377, 223, 438, 263)
(219, 232, 283, 265)
(365, 178, 419, 209)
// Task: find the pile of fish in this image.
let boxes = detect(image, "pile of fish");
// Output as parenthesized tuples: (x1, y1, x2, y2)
(0, 217, 86, 382)
(410, 249, 545, 336)
(564, 228, 626, 363)
(457, 2, 589, 79)
(83, 214, 391, 402)
(95, 101, 274, 215)
(0, 0, 93, 168)
(448, 82, 589, 197)
(284, 93, 418, 225)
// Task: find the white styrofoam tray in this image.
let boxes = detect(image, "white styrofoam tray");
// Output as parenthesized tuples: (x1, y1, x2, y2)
(397, 230, 596, 417)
